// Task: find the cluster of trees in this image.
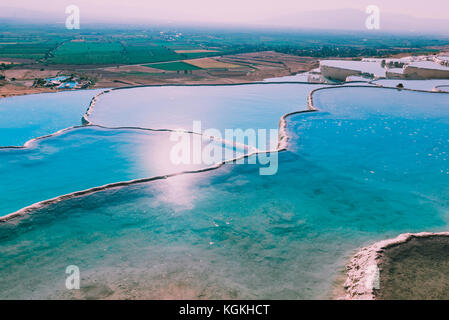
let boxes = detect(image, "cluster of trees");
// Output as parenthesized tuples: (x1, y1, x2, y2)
(277, 46, 408, 58)
(33, 73, 96, 88)
(220, 44, 416, 59)
(381, 60, 405, 69)
(0, 63, 13, 70)
(361, 72, 375, 78)
(33, 78, 46, 86)
(176, 70, 193, 74)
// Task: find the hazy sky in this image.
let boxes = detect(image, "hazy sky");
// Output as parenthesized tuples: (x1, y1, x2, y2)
(5, 0, 449, 23)
(2, 0, 449, 34)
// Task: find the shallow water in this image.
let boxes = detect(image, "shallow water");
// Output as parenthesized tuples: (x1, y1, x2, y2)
(373, 79, 449, 91)
(0, 126, 245, 217)
(438, 86, 449, 93)
(0, 89, 103, 146)
(0, 86, 448, 299)
(88, 84, 321, 138)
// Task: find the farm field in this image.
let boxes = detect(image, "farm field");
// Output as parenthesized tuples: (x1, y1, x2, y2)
(143, 61, 202, 71)
(184, 58, 241, 69)
(0, 41, 58, 60)
(174, 49, 219, 53)
(178, 51, 222, 59)
(49, 41, 124, 64)
(1, 26, 448, 65)
(48, 40, 188, 65)
(1, 25, 449, 97)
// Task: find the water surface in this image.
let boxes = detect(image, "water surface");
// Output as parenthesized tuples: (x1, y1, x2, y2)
(88, 84, 320, 136)
(1, 86, 447, 299)
(0, 126, 244, 217)
(0, 89, 103, 146)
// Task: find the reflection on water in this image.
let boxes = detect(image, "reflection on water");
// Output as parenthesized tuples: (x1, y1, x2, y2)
(88, 84, 320, 135)
(0, 127, 245, 217)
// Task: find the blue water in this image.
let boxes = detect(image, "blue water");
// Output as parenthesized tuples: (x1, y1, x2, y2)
(58, 82, 77, 89)
(0, 89, 103, 146)
(88, 84, 320, 133)
(0, 85, 448, 299)
(46, 76, 69, 82)
(374, 79, 449, 91)
(0, 126, 245, 217)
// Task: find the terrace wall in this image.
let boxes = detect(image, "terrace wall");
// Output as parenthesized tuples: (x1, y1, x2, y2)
(385, 71, 405, 79)
(320, 65, 360, 82)
(403, 66, 449, 79)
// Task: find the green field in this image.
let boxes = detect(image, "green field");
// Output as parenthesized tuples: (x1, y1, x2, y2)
(0, 25, 448, 65)
(49, 41, 123, 64)
(48, 40, 187, 65)
(143, 61, 201, 71)
(180, 51, 220, 59)
(122, 43, 183, 64)
(0, 42, 58, 59)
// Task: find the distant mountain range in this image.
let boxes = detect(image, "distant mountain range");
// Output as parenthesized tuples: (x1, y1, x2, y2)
(263, 9, 449, 34)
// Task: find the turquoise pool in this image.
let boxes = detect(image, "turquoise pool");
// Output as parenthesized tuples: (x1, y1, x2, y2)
(0, 85, 448, 299)
(0, 126, 245, 217)
(0, 89, 103, 147)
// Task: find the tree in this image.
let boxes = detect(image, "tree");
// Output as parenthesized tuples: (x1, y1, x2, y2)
(34, 78, 46, 86)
